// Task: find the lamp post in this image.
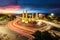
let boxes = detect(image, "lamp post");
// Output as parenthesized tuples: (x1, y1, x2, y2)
(51, 13, 54, 16)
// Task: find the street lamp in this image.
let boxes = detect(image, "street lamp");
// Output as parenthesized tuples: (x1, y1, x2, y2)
(51, 13, 54, 16)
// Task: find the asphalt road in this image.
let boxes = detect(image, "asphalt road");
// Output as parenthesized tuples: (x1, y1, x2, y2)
(6, 18, 60, 40)
(37, 20, 60, 28)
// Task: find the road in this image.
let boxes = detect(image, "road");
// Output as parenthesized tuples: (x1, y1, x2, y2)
(37, 20, 60, 28)
(7, 18, 35, 40)
(6, 18, 60, 40)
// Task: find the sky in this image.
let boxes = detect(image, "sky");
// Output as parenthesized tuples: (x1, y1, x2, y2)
(0, 0, 60, 13)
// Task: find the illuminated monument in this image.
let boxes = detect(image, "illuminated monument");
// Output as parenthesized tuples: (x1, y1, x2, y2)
(22, 10, 39, 23)
(25, 10, 28, 21)
(35, 11, 39, 20)
(32, 12, 34, 21)
(22, 10, 24, 20)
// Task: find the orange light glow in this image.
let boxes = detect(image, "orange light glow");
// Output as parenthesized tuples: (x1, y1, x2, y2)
(0, 5, 21, 10)
(0, 5, 21, 14)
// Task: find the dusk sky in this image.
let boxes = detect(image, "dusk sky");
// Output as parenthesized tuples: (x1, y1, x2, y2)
(0, 0, 60, 13)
